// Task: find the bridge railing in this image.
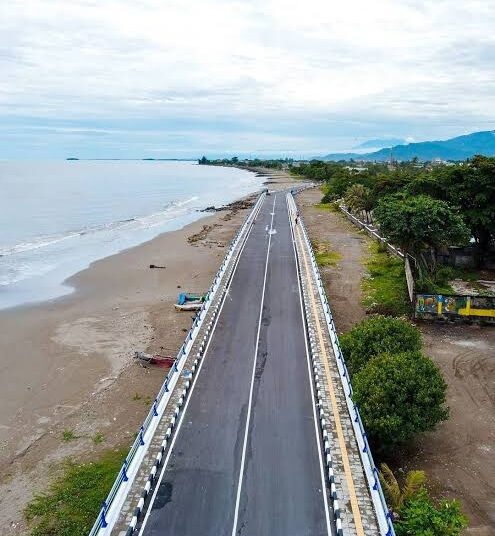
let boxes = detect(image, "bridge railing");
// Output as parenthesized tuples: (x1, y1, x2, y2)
(289, 190, 395, 536)
(89, 191, 266, 536)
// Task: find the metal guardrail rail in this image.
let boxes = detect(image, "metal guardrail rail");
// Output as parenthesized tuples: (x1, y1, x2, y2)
(289, 190, 395, 536)
(89, 191, 266, 536)
(338, 204, 404, 259)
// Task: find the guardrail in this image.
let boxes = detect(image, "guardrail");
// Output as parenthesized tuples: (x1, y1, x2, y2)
(89, 191, 266, 536)
(339, 204, 404, 259)
(289, 191, 395, 536)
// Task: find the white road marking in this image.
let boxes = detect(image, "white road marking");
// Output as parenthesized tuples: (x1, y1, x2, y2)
(287, 193, 333, 535)
(230, 194, 277, 536)
(137, 195, 266, 536)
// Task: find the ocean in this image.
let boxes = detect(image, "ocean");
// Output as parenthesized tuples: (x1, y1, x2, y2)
(0, 160, 263, 310)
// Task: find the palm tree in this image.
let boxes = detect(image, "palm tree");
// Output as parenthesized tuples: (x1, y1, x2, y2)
(379, 463, 426, 513)
(344, 184, 374, 222)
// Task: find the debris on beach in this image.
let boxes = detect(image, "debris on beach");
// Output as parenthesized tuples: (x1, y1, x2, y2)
(134, 351, 174, 368)
(174, 292, 205, 311)
(199, 197, 256, 214)
(187, 224, 219, 244)
(149, 264, 166, 269)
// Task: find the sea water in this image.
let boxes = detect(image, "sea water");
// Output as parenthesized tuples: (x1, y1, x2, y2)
(0, 160, 264, 310)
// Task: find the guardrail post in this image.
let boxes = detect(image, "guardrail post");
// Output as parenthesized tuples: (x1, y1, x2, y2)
(100, 502, 108, 528)
(122, 460, 129, 482)
(372, 467, 379, 490)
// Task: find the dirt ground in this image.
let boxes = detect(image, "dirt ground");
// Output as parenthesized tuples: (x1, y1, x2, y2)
(297, 188, 495, 536)
(296, 188, 368, 334)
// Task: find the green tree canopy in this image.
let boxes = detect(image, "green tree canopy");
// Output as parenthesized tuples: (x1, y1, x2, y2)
(443, 155, 495, 250)
(344, 183, 373, 214)
(395, 489, 468, 536)
(340, 315, 421, 376)
(373, 194, 470, 257)
(353, 351, 448, 449)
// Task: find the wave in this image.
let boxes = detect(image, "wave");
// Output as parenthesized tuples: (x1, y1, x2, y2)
(0, 196, 199, 258)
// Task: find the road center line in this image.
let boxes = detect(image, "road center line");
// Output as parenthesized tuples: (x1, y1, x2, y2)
(230, 193, 277, 536)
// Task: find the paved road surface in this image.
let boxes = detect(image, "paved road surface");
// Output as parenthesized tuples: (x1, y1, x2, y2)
(139, 192, 332, 536)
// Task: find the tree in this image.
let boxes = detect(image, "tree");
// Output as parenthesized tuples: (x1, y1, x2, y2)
(443, 156, 495, 263)
(373, 194, 470, 274)
(395, 489, 468, 536)
(352, 351, 448, 449)
(321, 170, 356, 201)
(344, 183, 374, 221)
(340, 315, 421, 376)
(380, 463, 426, 513)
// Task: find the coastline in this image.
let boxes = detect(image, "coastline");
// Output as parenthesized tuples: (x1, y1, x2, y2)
(0, 169, 297, 535)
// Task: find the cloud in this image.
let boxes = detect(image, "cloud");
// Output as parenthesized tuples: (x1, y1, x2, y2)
(0, 0, 494, 157)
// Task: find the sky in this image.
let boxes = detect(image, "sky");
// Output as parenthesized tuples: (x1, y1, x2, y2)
(1, 0, 495, 159)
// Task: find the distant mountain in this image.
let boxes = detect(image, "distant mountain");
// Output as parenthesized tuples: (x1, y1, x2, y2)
(323, 130, 495, 162)
(353, 138, 406, 150)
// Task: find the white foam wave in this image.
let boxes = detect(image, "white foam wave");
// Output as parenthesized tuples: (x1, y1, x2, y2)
(0, 196, 199, 257)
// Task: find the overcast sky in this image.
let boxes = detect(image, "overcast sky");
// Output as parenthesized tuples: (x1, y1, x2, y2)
(1, 0, 495, 158)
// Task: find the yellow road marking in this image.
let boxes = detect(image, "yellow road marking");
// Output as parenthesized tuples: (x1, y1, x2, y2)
(295, 223, 365, 536)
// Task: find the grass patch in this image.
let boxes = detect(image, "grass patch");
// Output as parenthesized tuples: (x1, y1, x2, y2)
(314, 202, 339, 213)
(25, 448, 127, 536)
(313, 241, 342, 268)
(62, 429, 77, 442)
(132, 392, 142, 401)
(92, 433, 105, 445)
(362, 241, 411, 316)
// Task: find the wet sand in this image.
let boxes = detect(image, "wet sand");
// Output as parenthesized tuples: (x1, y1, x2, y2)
(0, 170, 297, 535)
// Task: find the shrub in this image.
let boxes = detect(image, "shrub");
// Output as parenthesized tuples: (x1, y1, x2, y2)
(380, 463, 426, 513)
(340, 315, 421, 376)
(361, 242, 411, 316)
(352, 351, 448, 450)
(395, 489, 468, 536)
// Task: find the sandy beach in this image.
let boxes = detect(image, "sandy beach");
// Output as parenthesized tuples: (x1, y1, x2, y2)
(0, 169, 297, 534)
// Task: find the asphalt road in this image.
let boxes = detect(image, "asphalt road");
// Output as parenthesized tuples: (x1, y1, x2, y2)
(139, 192, 332, 536)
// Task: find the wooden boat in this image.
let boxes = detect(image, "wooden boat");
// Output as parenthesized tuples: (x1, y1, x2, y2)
(134, 351, 175, 368)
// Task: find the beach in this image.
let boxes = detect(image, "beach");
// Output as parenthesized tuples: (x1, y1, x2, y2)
(0, 169, 296, 534)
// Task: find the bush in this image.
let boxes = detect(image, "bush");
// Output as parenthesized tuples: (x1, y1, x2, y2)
(340, 315, 421, 376)
(361, 242, 411, 316)
(25, 448, 127, 536)
(395, 489, 468, 536)
(353, 351, 448, 450)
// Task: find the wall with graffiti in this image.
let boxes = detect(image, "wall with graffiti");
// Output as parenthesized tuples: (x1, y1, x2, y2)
(415, 294, 495, 322)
